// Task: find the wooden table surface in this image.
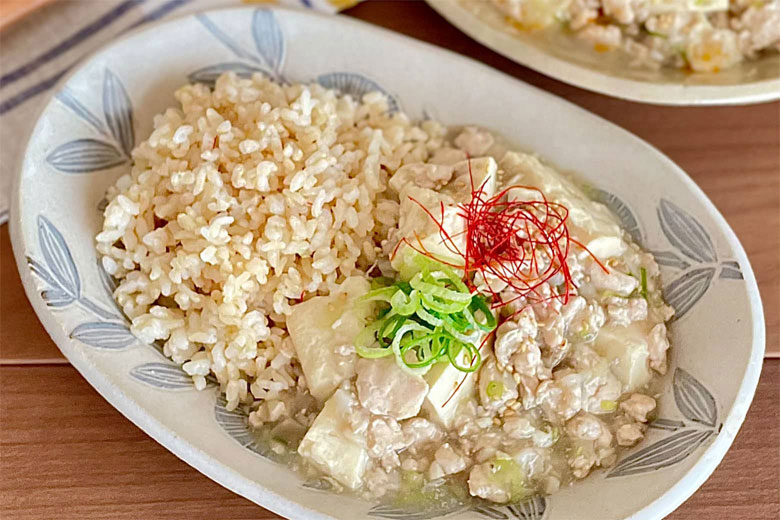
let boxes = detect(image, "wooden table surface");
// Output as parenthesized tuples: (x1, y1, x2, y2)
(1, 1, 778, 519)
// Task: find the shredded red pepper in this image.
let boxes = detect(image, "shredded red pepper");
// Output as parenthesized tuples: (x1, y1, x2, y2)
(403, 159, 608, 311)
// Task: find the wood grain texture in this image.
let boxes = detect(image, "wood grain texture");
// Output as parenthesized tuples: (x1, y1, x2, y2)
(1, 362, 777, 519)
(0, 0, 55, 30)
(0, 225, 64, 362)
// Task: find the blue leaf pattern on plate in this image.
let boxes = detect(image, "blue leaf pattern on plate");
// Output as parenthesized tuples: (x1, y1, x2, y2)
(652, 250, 691, 271)
(317, 72, 399, 112)
(673, 368, 717, 427)
(657, 199, 716, 263)
(188, 62, 269, 87)
(130, 362, 194, 389)
(252, 9, 284, 74)
(302, 477, 334, 491)
(649, 418, 687, 431)
(97, 259, 118, 298)
(472, 496, 547, 520)
(719, 260, 743, 280)
(103, 69, 135, 156)
(214, 395, 285, 463)
(46, 139, 126, 174)
(606, 429, 714, 478)
(56, 89, 109, 137)
(70, 321, 136, 350)
(38, 215, 80, 299)
(368, 503, 465, 520)
(663, 266, 715, 320)
(42, 288, 77, 307)
(196, 13, 261, 64)
(590, 188, 642, 244)
(27, 257, 61, 292)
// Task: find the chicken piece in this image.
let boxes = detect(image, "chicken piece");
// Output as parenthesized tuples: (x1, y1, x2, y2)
(502, 415, 536, 439)
(686, 27, 741, 73)
(287, 276, 371, 402)
(355, 357, 429, 420)
(367, 416, 406, 459)
(602, 0, 636, 24)
(616, 423, 644, 446)
(589, 263, 639, 296)
(433, 443, 469, 476)
(298, 389, 369, 489)
(577, 23, 623, 50)
(478, 358, 519, 411)
(402, 417, 443, 450)
(620, 393, 656, 423)
(454, 126, 495, 156)
(536, 372, 583, 423)
(468, 457, 530, 503)
(566, 413, 615, 479)
(509, 447, 550, 481)
(493, 309, 538, 369)
(389, 162, 454, 196)
(429, 147, 467, 165)
(648, 323, 671, 374)
(734, 5, 780, 58)
(607, 297, 648, 327)
(566, 412, 606, 441)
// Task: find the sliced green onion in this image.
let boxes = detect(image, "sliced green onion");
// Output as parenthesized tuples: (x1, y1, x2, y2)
(486, 381, 505, 400)
(640, 267, 648, 300)
(355, 255, 496, 374)
(410, 272, 472, 303)
(390, 289, 419, 316)
(359, 286, 397, 304)
(600, 400, 618, 412)
(447, 340, 481, 373)
(468, 296, 497, 332)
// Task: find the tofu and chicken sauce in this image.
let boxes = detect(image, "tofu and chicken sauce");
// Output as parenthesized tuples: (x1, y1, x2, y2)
(247, 126, 674, 506)
(485, 0, 780, 73)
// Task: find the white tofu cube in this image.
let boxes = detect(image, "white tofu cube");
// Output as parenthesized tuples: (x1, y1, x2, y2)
(423, 334, 488, 428)
(288, 277, 370, 402)
(593, 322, 654, 392)
(297, 389, 369, 490)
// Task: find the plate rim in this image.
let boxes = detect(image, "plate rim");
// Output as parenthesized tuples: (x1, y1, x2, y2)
(9, 5, 766, 520)
(425, 0, 780, 106)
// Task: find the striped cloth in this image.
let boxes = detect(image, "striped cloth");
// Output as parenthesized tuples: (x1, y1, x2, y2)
(0, 0, 359, 225)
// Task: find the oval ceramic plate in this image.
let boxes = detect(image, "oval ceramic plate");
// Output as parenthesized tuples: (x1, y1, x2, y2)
(11, 6, 765, 520)
(426, 0, 780, 106)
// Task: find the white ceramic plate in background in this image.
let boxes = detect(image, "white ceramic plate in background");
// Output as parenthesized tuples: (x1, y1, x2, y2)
(427, 0, 780, 106)
(11, 7, 765, 520)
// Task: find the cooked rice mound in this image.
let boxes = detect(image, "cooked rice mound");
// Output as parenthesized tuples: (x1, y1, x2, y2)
(96, 73, 446, 410)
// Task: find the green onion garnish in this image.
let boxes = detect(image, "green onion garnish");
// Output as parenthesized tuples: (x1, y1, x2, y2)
(486, 381, 505, 400)
(600, 399, 618, 412)
(640, 267, 648, 300)
(355, 256, 495, 374)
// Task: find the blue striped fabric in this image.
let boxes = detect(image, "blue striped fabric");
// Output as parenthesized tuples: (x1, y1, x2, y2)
(0, 0, 349, 225)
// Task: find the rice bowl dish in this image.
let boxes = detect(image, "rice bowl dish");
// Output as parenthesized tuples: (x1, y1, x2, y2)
(12, 7, 765, 520)
(96, 72, 677, 506)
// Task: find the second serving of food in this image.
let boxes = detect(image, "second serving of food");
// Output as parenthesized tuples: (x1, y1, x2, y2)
(97, 72, 673, 508)
(488, 0, 780, 73)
